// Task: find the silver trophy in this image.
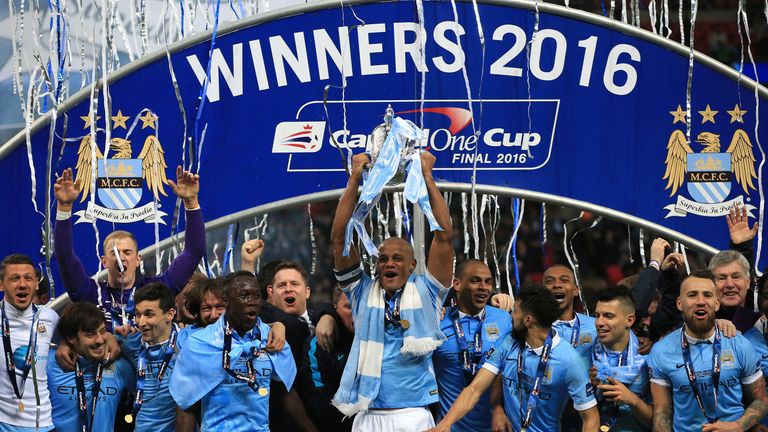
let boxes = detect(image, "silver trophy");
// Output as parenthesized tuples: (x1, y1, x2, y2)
(366, 105, 420, 185)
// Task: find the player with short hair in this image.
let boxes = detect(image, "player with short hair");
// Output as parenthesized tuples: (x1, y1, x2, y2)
(649, 269, 768, 431)
(47, 302, 134, 431)
(433, 259, 513, 432)
(170, 271, 297, 431)
(427, 285, 599, 432)
(0, 254, 60, 431)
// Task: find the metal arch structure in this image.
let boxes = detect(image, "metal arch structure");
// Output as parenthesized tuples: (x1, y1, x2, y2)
(0, 0, 768, 308)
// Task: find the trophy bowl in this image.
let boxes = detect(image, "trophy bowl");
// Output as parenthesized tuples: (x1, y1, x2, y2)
(366, 105, 420, 185)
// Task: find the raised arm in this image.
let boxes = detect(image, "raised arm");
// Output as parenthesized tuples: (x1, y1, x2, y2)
(422, 152, 454, 288)
(164, 166, 207, 293)
(331, 153, 367, 273)
(425, 368, 497, 432)
(54, 167, 98, 303)
(240, 239, 265, 274)
(650, 382, 674, 432)
(727, 205, 758, 282)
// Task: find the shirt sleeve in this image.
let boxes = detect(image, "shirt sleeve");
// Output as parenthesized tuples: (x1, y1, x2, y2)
(736, 335, 763, 385)
(648, 343, 671, 387)
(341, 270, 370, 314)
(54, 217, 99, 303)
(119, 358, 137, 393)
(420, 271, 451, 312)
(565, 350, 597, 411)
(162, 208, 206, 293)
(481, 335, 512, 376)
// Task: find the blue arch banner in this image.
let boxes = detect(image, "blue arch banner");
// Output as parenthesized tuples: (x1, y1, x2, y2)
(1, 0, 766, 274)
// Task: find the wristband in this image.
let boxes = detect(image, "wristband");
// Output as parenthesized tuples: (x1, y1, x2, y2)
(56, 210, 72, 220)
(649, 260, 661, 270)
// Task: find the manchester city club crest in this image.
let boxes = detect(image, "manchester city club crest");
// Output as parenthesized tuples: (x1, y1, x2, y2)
(73, 110, 169, 224)
(662, 104, 757, 218)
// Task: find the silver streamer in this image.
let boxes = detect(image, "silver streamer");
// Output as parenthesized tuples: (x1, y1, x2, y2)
(649, 0, 658, 34)
(621, 0, 628, 23)
(569, 214, 603, 314)
(638, 228, 647, 267)
(461, 192, 470, 259)
(540, 202, 547, 245)
(393, 192, 403, 238)
(415, 0, 426, 128)
(209, 242, 222, 277)
(685, 0, 698, 143)
(737, 0, 766, 275)
(627, 225, 634, 263)
(680, 243, 691, 275)
(307, 203, 317, 276)
(562, 212, 583, 300)
(479, 194, 488, 263)
(678, 0, 684, 44)
(489, 195, 501, 292)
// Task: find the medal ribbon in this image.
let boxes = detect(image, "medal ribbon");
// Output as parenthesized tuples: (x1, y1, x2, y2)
(518, 330, 555, 430)
(592, 340, 630, 431)
(2, 301, 40, 409)
(222, 321, 263, 390)
(75, 354, 108, 432)
(570, 315, 581, 348)
(384, 289, 404, 327)
(680, 326, 721, 424)
(132, 324, 178, 418)
(449, 306, 486, 378)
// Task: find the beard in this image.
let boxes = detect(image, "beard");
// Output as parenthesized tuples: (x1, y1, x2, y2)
(512, 325, 528, 343)
(685, 312, 715, 336)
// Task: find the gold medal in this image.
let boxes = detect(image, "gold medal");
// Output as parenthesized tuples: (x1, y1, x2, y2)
(17, 402, 24, 412)
(258, 387, 268, 396)
(400, 319, 410, 330)
(124, 414, 134, 423)
(600, 426, 611, 432)
(37, 323, 46, 334)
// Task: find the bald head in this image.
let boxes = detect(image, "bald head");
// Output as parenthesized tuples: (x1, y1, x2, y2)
(376, 237, 417, 293)
(379, 237, 415, 260)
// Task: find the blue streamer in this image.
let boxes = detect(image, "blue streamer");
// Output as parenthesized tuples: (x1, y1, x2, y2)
(403, 153, 441, 232)
(222, 223, 240, 275)
(228, 0, 240, 19)
(192, 0, 222, 170)
(54, 0, 66, 101)
(511, 199, 521, 293)
(179, 0, 186, 37)
(203, 253, 214, 278)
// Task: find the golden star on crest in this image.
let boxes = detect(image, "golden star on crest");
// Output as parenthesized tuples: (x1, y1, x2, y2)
(726, 104, 747, 123)
(669, 105, 687, 124)
(111, 110, 130, 129)
(138, 111, 158, 130)
(80, 115, 102, 129)
(699, 104, 718, 124)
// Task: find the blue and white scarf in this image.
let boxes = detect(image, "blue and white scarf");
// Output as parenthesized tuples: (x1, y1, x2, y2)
(332, 275, 446, 416)
(593, 331, 645, 385)
(169, 315, 296, 410)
